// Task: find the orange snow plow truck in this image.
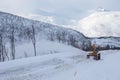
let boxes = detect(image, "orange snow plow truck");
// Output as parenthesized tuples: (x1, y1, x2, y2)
(87, 44, 101, 60)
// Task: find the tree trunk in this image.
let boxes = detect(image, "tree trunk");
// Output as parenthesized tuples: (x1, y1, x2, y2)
(32, 25, 37, 56)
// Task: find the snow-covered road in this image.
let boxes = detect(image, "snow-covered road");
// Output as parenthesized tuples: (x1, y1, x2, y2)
(47, 50, 120, 80)
(0, 50, 120, 80)
(0, 48, 86, 80)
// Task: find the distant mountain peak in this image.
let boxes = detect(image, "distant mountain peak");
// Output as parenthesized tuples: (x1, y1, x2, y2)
(74, 11, 120, 37)
(96, 7, 109, 12)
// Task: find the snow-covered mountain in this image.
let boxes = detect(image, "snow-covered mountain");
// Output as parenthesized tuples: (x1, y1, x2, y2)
(67, 11, 120, 51)
(74, 11, 120, 37)
(0, 11, 90, 47)
(0, 11, 120, 61)
(0, 11, 90, 61)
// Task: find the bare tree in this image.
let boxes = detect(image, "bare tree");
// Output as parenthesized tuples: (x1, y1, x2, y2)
(0, 18, 9, 62)
(0, 33, 9, 62)
(61, 31, 67, 44)
(68, 35, 79, 48)
(24, 25, 37, 56)
(56, 31, 62, 42)
(49, 31, 55, 41)
(31, 25, 37, 56)
(10, 25, 15, 60)
(0, 33, 4, 62)
(3, 45, 9, 60)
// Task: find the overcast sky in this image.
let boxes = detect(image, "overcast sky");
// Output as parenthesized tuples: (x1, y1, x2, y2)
(0, 0, 120, 37)
(0, 0, 120, 25)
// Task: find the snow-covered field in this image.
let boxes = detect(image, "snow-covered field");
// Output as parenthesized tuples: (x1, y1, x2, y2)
(47, 50, 120, 80)
(0, 41, 120, 80)
(0, 40, 86, 80)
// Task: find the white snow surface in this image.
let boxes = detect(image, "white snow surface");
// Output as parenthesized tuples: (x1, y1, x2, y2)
(0, 41, 120, 80)
(47, 50, 120, 80)
(0, 40, 86, 80)
(14, 40, 84, 59)
(73, 11, 120, 37)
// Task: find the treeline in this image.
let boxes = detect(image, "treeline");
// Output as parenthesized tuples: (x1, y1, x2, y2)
(0, 16, 38, 62)
(47, 29, 87, 49)
(82, 44, 120, 51)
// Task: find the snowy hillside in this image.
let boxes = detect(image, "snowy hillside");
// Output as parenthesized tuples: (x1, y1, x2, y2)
(0, 11, 88, 46)
(0, 11, 90, 61)
(91, 37, 120, 49)
(74, 11, 120, 37)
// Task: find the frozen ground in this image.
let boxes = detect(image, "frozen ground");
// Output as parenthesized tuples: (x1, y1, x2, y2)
(0, 40, 86, 80)
(47, 50, 120, 80)
(0, 41, 120, 80)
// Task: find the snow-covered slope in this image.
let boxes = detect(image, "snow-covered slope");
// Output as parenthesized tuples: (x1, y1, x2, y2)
(0, 11, 90, 60)
(0, 49, 120, 80)
(15, 40, 85, 59)
(82, 37, 120, 51)
(0, 11, 88, 47)
(74, 11, 120, 37)
(91, 37, 120, 49)
(0, 43, 87, 80)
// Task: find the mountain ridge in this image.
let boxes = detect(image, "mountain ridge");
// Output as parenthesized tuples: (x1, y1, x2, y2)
(73, 11, 120, 37)
(0, 11, 89, 50)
